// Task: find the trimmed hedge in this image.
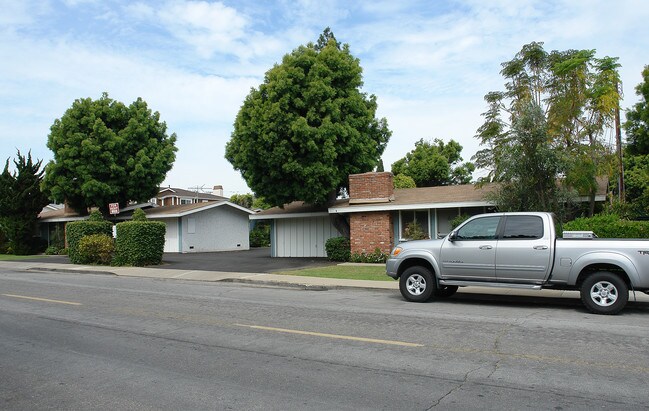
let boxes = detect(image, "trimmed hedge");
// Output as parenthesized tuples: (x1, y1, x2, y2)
(325, 236, 351, 261)
(563, 214, 649, 238)
(78, 234, 115, 265)
(66, 211, 113, 264)
(250, 223, 271, 247)
(114, 219, 166, 266)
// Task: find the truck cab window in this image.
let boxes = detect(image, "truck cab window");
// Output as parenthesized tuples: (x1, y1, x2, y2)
(456, 216, 500, 240)
(502, 216, 543, 239)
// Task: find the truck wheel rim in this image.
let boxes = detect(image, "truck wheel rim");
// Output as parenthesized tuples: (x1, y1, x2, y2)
(590, 281, 618, 307)
(406, 274, 426, 295)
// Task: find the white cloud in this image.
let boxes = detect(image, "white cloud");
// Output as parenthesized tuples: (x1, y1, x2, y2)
(0, 0, 51, 27)
(130, 0, 249, 58)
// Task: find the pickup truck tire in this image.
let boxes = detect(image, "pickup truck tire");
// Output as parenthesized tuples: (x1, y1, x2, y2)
(399, 266, 435, 302)
(580, 271, 629, 315)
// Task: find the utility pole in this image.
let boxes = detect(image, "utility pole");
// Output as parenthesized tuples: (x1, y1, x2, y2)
(615, 80, 625, 203)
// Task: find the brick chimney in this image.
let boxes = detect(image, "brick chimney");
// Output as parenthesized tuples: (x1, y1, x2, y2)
(213, 185, 224, 197)
(348, 172, 394, 204)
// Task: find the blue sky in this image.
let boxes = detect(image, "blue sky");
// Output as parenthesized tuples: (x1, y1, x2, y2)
(1, 0, 648, 196)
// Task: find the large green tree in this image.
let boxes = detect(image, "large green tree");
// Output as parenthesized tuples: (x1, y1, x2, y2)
(42, 93, 177, 214)
(225, 29, 391, 207)
(391, 138, 474, 187)
(623, 65, 649, 216)
(0, 151, 50, 254)
(474, 42, 621, 216)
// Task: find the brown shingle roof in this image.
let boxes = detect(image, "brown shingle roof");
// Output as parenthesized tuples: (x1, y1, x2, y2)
(252, 177, 609, 217)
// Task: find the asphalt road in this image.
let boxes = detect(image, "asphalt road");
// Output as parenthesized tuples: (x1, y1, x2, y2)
(1, 270, 649, 410)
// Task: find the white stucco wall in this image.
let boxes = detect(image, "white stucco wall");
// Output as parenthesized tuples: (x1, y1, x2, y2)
(274, 216, 341, 257)
(159, 218, 179, 253)
(179, 205, 250, 253)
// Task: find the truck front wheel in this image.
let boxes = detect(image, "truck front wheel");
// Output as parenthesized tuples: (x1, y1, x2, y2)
(580, 271, 628, 315)
(399, 266, 435, 302)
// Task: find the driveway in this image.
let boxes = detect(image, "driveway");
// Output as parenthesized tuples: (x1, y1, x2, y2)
(157, 248, 336, 273)
(17, 248, 336, 273)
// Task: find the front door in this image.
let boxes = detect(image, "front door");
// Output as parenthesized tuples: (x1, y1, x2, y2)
(440, 216, 501, 281)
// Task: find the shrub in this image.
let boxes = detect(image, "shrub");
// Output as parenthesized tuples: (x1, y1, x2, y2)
(563, 214, 649, 238)
(45, 245, 61, 255)
(350, 247, 389, 264)
(77, 234, 115, 265)
(114, 217, 166, 266)
(66, 211, 113, 264)
(325, 236, 351, 261)
(250, 223, 271, 247)
(403, 222, 427, 240)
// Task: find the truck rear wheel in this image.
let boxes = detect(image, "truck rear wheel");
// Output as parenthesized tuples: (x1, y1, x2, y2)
(580, 271, 628, 315)
(399, 266, 435, 302)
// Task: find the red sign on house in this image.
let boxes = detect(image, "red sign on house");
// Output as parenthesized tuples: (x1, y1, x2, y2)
(109, 203, 120, 215)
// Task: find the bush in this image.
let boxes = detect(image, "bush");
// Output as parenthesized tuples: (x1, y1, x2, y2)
(66, 211, 113, 264)
(114, 217, 166, 266)
(350, 247, 389, 264)
(77, 234, 115, 265)
(403, 222, 427, 240)
(45, 245, 61, 255)
(563, 214, 649, 238)
(250, 223, 271, 247)
(325, 236, 350, 261)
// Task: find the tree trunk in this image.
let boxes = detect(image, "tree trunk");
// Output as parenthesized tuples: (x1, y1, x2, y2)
(588, 189, 596, 217)
(330, 214, 350, 238)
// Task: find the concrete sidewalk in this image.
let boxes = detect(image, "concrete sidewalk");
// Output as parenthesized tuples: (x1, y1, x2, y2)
(2, 260, 649, 303)
(0, 260, 397, 291)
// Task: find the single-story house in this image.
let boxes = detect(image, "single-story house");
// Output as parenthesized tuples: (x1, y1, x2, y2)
(38, 200, 254, 253)
(251, 172, 609, 258)
(138, 201, 253, 253)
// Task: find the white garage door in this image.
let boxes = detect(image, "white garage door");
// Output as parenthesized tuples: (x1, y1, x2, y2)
(274, 216, 341, 257)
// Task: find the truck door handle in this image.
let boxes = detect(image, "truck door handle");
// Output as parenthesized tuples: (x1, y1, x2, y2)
(479, 245, 493, 250)
(533, 245, 548, 250)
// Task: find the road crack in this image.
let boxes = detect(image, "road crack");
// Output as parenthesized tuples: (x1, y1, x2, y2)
(426, 364, 485, 409)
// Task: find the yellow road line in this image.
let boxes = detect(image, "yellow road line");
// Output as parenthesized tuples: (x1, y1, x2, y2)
(2, 294, 82, 306)
(235, 324, 423, 347)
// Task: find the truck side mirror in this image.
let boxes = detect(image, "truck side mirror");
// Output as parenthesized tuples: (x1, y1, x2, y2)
(448, 231, 457, 242)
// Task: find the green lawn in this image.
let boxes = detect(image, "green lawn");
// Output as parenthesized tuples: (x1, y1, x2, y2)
(274, 264, 392, 281)
(0, 254, 45, 261)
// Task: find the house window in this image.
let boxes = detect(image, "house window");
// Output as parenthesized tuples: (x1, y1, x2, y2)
(400, 210, 429, 240)
(180, 198, 192, 205)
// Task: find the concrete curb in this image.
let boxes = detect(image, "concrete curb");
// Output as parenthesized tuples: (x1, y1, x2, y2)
(26, 267, 118, 276)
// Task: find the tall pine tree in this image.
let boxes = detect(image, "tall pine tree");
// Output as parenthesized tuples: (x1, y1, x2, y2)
(0, 151, 50, 254)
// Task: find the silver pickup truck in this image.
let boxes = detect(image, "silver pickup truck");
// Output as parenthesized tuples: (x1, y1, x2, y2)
(386, 212, 649, 314)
